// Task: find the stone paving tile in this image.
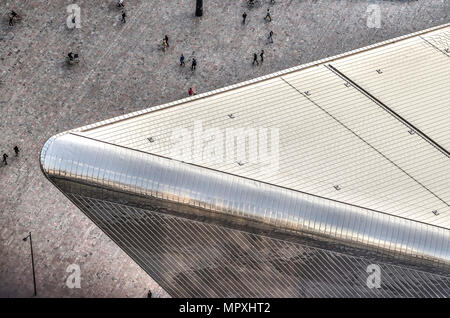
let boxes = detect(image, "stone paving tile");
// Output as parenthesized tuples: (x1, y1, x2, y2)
(0, 0, 449, 297)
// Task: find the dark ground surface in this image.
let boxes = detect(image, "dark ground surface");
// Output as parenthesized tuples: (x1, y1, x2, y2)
(0, 0, 449, 297)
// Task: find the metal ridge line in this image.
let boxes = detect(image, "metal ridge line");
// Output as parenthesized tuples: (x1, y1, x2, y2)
(326, 63, 450, 159)
(279, 75, 450, 210)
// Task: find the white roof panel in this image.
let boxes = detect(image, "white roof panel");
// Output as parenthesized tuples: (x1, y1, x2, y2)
(331, 28, 450, 152)
(73, 25, 450, 230)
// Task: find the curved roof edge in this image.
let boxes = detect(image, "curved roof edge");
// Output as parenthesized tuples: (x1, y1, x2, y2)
(40, 133, 450, 270)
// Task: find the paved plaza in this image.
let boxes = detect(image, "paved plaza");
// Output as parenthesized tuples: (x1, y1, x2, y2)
(0, 0, 449, 297)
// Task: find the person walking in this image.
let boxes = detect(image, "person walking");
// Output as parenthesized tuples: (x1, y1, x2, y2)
(242, 12, 247, 24)
(260, 49, 264, 63)
(268, 30, 274, 44)
(9, 10, 18, 26)
(2, 153, 8, 165)
(164, 35, 169, 47)
(13, 146, 19, 156)
(147, 290, 152, 298)
(67, 52, 79, 64)
(191, 58, 197, 71)
(252, 53, 259, 65)
(117, 0, 125, 7)
(188, 87, 195, 96)
(121, 11, 126, 23)
(180, 53, 185, 66)
(265, 8, 272, 22)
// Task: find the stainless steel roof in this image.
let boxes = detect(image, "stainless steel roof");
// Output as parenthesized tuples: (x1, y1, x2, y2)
(67, 23, 450, 230)
(41, 133, 450, 270)
(333, 28, 450, 151)
(40, 24, 450, 293)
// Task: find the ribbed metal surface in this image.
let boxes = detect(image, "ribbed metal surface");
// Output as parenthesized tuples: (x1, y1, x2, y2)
(40, 134, 450, 271)
(68, 194, 450, 298)
(333, 28, 450, 152)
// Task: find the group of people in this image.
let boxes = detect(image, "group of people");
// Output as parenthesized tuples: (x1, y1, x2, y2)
(66, 1, 126, 63)
(243, 5, 274, 66)
(242, 7, 273, 25)
(2, 146, 20, 166)
(183, 54, 198, 96)
(9, 1, 277, 99)
(181, 3, 277, 95)
(180, 53, 197, 96)
(179, 54, 197, 71)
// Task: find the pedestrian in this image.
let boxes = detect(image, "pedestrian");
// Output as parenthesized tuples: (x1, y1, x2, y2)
(180, 53, 185, 66)
(121, 11, 126, 23)
(117, 0, 125, 7)
(268, 30, 274, 44)
(9, 10, 18, 26)
(147, 290, 152, 298)
(191, 58, 197, 71)
(265, 8, 272, 22)
(67, 52, 79, 64)
(13, 146, 19, 156)
(188, 87, 194, 96)
(252, 53, 259, 65)
(2, 153, 8, 165)
(164, 35, 169, 47)
(260, 49, 264, 63)
(242, 12, 247, 24)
